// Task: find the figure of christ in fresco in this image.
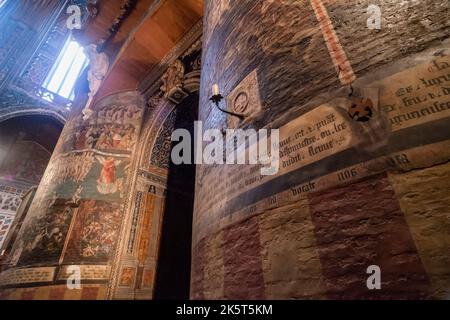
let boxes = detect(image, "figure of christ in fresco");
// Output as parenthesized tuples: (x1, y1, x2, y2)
(96, 156, 122, 194)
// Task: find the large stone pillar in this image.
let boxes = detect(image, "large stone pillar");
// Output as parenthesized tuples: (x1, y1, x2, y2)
(193, 1, 450, 299)
(0, 74, 145, 299)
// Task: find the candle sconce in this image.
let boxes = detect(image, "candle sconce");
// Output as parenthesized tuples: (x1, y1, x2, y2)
(210, 84, 246, 120)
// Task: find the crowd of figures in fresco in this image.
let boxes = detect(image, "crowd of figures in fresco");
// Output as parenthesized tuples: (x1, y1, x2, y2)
(52, 153, 95, 185)
(65, 200, 122, 262)
(60, 124, 136, 153)
(60, 104, 141, 154)
(16, 200, 73, 266)
(14, 199, 122, 266)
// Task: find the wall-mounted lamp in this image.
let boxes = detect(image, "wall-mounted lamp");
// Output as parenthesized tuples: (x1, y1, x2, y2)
(210, 84, 246, 120)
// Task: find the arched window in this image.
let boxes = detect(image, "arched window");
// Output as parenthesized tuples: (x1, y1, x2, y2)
(42, 36, 88, 101)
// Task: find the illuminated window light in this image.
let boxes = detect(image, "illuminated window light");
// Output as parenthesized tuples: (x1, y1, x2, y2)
(43, 37, 89, 101)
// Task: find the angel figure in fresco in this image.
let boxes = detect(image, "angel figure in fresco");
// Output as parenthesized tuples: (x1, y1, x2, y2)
(96, 156, 122, 194)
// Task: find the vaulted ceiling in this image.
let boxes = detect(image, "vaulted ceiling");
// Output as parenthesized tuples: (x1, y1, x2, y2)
(82, 0, 204, 101)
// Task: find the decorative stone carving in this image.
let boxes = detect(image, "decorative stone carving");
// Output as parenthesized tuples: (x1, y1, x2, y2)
(82, 44, 110, 120)
(233, 92, 249, 113)
(226, 69, 263, 128)
(140, 22, 202, 99)
(87, 0, 100, 18)
(190, 54, 201, 71)
(182, 38, 202, 60)
(160, 60, 188, 104)
(97, 0, 138, 52)
(0, 192, 22, 213)
(147, 92, 163, 110)
(183, 70, 201, 94)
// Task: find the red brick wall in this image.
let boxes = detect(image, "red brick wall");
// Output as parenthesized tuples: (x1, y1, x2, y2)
(192, 0, 450, 300)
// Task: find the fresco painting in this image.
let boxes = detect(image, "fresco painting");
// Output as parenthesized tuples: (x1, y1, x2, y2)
(60, 104, 141, 154)
(4, 94, 143, 273)
(64, 200, 122, 264)
(14, 199, 74, 266)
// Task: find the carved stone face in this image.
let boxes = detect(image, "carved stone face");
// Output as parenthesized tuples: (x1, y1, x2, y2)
(348, 97, 374, 122)
(233, 92, 249, 113)
(87, 2, 99, 17)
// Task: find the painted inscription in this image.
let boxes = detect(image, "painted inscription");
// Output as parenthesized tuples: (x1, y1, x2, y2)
(0, 267, 56, 286)
(380, 59, 450, 130)
(193, 56, 450, 245)
(57, 265, 111, 281)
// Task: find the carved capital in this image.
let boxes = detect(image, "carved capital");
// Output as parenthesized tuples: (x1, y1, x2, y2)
(160, 59, 188, 104)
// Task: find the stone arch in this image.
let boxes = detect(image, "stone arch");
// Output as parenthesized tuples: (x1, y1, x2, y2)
(0, 109, 66, 126)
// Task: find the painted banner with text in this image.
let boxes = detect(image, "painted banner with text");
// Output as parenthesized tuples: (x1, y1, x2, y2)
(193, 56, 450, 245)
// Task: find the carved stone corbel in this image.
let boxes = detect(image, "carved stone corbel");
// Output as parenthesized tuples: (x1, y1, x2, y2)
(183, 69, 201, 94)
(160, 59, 189, 104)
(87, 0, 100, 18)
(182, 39, 202, 93)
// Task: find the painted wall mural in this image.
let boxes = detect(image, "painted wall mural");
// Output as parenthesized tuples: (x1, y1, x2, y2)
(59, 103, 141, 155)
(64, 200, 122, 264)
(48, 152, 95, 186)
(0, 91, 145, 294)
(0, 214, 14, 249)
(112, 94, 174, 300)
(112, 72, 200, 299)
(110, 52, 201, 298)
(15, 199, 73, 266)
(0, 189, 23, 213)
